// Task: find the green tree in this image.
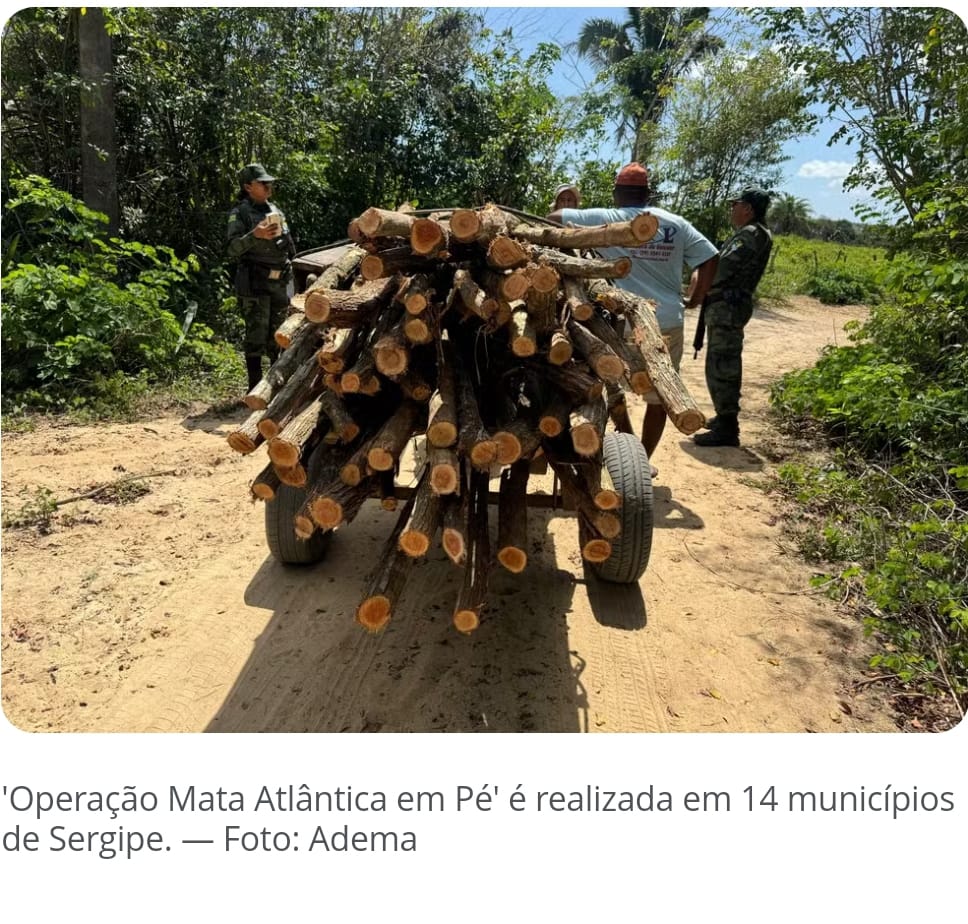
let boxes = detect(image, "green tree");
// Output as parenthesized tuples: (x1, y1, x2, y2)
(752, 7, 968, 230)
(576, 7, 722, 162)
(771, 193, 813, 235)
(655, 45, 814, 240)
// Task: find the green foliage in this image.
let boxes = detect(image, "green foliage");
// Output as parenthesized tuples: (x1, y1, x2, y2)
(656, 45, 815, 242)
(804, 265, 880, 305)
(774, 459, 968, 701)
(2, 485, 58, 533)
(756, 234, 886, 303)
(1, 175, 227, 410)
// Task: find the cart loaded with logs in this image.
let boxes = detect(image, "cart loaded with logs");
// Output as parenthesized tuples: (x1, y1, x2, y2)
(226, 204, 705, 634)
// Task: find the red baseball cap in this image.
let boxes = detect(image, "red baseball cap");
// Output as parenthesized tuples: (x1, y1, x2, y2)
(615, 162, 649, 186)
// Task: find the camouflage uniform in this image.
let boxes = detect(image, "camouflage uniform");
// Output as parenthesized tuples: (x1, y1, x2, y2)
(226, 172, 295, 375)
(703, 220, 773, 417)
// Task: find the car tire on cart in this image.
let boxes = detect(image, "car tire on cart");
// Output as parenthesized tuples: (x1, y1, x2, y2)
(591, 431, 653, 584)
(264, 443, 332, 565)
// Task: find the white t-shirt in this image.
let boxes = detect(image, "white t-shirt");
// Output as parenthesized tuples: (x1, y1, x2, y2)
(560, 205, 717, 331)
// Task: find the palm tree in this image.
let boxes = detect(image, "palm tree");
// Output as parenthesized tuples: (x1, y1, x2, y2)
(576, 7, 722, 163)
(771, 193, 813, 235)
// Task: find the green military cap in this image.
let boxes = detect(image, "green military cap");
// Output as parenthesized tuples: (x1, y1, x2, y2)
(238, 163, 277, 186)
(729, 186, 771, 214)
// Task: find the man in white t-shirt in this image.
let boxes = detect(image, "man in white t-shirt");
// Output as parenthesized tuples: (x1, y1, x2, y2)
(549, 162, 718, 469)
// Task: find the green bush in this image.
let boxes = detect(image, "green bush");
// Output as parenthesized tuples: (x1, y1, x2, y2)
(1, 175, 231, 410)
(805, 264, 880, 304)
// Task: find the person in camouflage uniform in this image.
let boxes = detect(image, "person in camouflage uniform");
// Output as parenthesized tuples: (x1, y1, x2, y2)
(227, 163, 296, 390)
(693, 187, 773, 447)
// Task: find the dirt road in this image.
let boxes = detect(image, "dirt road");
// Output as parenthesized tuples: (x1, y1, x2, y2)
(1, 297, 897, 733)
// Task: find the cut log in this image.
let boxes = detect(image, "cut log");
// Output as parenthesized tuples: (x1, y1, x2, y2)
(276, 462, 307, 488)
(227, 407, 267, 454)
(570, 394, 608, 458)
(511, 211, 659, 248)
(456, 362, 497, 470)
(549, 460, 621, 539)
(579, 310, 652, 395)
(340, 350, 377, 393)
(403, 315, 434, 345)
(274, 310, 305, 349)
(492, 418, 541, 466)
(250, 461, 282, 501)
(304, 276, 397, 326)
(567, 318, 626, 384)
(393, 368, 433, 403)
(357, 207, 415, 239)
(427, 339, 458, 447)
(486, 235, 529, 270)
(547, 329, 573, 365)
(310, 477, 372, 531)
(441, 487, 469, 566)
(367, 401, 420, 472)
(304, 245, 367, 296)
(605, 380, 636, 435)
(316, 327, 360, 374)
(411, 217, 448, 256)
(529, 245, 631, 280)
(397, 273, 434, 315)
(615, 289, 705, 433)
(528, 261, 561, 294)
(453, 470, 490, 634)
(509, 305, 538, 357)
(452, 268, 497, 323)
(373, 317, 410, 377)
(428, 445, 460, 495)
(538, 393, 571, 438)
(243, 321, 319, 410)
(525, 283, 558, 334)
(356, 493, 417, 633)
(562, 278, 594, 322)
(257, 356, 322, 439)
(497, 460, 530, 573)
(378, 469, 398, 511)
(579, 459, 622, 511)
(398, 467, 442, 557)
(268, 394, 329, 469)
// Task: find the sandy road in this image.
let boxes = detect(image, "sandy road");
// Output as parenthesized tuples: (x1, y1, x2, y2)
(1, 297, 896, 733)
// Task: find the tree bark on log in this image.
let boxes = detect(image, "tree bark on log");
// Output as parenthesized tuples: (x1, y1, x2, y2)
(367, 401, 420, 471)
(257, 356, 322, 439)
(428, 445, 460, 495)
(398, 467, 442, 557)
(250, 461, 282, 501)
(428, 338, 458, 447)
(570, 394, 608, 457)
(227, 408, 267, 454)
(567, 319, 626, 384)
(510, 211, 659, 249)
(497, 460, 530, 573)
(373, 317, 410, 377)
(538, 393, 571, 438)
(243, 321, 320, 410)
(356, 493, 417, 633)
(579, 310, 652, 395)
(549, 460, 621, 539)
(304, 276, 398, 326)
(453, 469, 491, 634)
(562, 278, 595, 321)
(547, 329, 573, 365)
(310, 476, 372, 531)
(274, 310, 305, 349)
(356, 207, 415, 240)
(397, 273, 434, 315)
(542, 361, 604, 404)
(316, 327, 360, 374)
(268, 394, 329, 469)
(456, 363, 497, 469)
(619, 291, 705, 434)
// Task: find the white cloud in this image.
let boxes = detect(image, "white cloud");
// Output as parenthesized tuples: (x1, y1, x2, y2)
(798, 160, 853, 180)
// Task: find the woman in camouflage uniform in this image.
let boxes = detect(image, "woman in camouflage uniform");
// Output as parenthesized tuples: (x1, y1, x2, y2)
(226, 164, 296, 390)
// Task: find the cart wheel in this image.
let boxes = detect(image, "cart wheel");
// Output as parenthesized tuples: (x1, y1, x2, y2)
(592, 431, 653, 584)
(264, 444, 332, 565)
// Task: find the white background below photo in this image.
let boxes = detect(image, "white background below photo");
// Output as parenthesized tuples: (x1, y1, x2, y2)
(1, 728, 964, 920)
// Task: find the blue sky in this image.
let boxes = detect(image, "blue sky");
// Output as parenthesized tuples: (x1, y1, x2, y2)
(474, 6, 869, 221)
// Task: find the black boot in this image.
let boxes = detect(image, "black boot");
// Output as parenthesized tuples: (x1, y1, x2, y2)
(702, 414, 719, 430)
(694, 413, 739, 447)
(245, 354, 263, 391)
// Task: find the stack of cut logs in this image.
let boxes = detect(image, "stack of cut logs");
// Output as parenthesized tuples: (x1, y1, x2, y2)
(228, 203, 704, 634)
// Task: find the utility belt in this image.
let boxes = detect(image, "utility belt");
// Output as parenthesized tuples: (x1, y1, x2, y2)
(235, 259, 291, 296)
(705, 286, 751, 305)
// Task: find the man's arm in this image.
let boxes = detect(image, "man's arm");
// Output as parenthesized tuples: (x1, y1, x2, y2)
(686, 255, 718, 310)
(546, 209, 564, 225)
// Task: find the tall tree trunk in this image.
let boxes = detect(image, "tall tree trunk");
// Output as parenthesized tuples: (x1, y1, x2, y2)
(78, 8, 119, 232)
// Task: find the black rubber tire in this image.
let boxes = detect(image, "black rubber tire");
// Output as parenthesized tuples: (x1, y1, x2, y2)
(264, 443, 332, 565)
(591, 431, 653, 584)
